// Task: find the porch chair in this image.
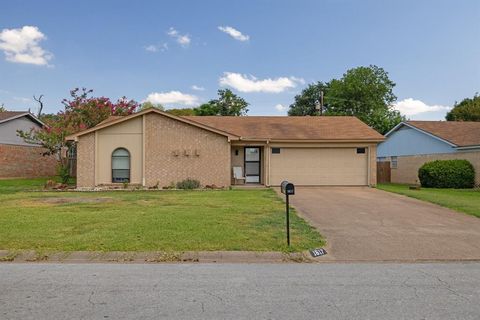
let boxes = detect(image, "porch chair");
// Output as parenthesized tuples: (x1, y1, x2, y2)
(232, 166, 246, 185)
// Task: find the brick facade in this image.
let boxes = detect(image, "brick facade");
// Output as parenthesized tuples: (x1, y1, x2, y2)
(76, 133, 95, 187)
(390, 151, 480, 185)
(0, 143, 58, 178)
(144, 113, 231, 188)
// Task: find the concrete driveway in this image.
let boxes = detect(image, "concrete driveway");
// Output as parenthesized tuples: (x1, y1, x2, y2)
(287, 187, 480, 261)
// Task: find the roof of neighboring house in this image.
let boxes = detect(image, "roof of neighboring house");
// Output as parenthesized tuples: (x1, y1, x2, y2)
(388, 121, 480, 148)
(65, 108, 384, 142)
(0, 111, 44, 126)
(185, 116, 384, 141)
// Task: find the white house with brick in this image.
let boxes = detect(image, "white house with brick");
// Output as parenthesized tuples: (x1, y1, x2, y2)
(0, 111, 57, 178)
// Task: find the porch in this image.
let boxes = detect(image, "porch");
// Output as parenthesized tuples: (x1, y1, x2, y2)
(231, 144, 268, 186)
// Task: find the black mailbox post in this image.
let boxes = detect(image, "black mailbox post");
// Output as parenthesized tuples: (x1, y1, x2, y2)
(280, 181, 295, 246)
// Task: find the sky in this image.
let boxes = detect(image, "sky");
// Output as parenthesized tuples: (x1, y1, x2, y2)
(0, 0, 479, 120)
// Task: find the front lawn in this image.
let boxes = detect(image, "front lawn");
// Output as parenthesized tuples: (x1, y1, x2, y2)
(0, 178, 323, 252)
(377, 183, 480, 218)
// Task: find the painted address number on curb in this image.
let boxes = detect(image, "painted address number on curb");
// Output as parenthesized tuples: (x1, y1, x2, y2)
(309, 248, 327, 257)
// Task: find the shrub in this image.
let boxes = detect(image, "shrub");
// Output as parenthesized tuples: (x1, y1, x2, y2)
(56, 163, 70, 184)
(418, 159, 475, 188)
(176, 178, 201, 190)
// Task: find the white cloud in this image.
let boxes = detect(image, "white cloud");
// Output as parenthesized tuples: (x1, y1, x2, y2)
(167, 27, 190, 47)
(219, 72, 302, 93)
(393, 98, 451, 116)
(13, 97, 31, 103)
(0, 26, 52, 66)
(144, 91, 199, 106)
(144, 43, 168, 53)
(191, 85, 205, 91)
(218, 26, 249, 41)
(275, 104, 287, 112)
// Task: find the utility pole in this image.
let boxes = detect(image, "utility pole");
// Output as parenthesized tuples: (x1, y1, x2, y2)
(320, 90, 324, 115)
(315, 91, 324, 116)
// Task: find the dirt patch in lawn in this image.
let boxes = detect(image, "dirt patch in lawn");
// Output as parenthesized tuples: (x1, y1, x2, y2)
(39, 197, 115, 205)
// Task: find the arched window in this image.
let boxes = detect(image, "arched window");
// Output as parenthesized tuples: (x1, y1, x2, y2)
(112, 148, 130, 183)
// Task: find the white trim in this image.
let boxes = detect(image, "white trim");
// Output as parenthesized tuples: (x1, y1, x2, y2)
(0, 112, 45, 127)
(385, 122, 458, 147)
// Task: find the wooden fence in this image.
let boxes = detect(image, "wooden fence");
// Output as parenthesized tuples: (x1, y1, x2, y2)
(377, 161, 391, 183)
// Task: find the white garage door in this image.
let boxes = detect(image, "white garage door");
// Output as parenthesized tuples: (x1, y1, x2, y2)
(270, 148, 368, 186)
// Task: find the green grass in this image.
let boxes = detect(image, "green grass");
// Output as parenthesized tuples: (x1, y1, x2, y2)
(0, 178, 323, 252)
(377, 183, 480, 218)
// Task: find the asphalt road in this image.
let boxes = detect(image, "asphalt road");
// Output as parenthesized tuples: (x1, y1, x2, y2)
(1, 263, 479, 320)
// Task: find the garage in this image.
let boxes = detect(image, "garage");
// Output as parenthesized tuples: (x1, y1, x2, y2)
(269, 147, 369, 186)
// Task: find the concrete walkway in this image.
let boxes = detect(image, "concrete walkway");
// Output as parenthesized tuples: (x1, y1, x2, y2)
(286, 187, 480, 261)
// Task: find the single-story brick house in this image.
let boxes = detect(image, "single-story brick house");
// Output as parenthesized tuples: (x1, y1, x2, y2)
(0, 111, 57, 178)
(378, 121, 480, 185)
(66, 108, 384, 188)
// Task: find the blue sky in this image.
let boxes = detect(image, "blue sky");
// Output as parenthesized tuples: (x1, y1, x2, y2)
(0, 0, 479, 120)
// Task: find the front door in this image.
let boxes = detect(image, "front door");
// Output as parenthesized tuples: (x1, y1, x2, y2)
(245, 147, 261, 183)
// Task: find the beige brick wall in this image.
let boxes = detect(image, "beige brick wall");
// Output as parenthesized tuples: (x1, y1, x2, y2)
(0, 144, 58, 178)
(144, 113, 230, 188)
(76, 133, 95, 187)
(391, 151, 480, 185)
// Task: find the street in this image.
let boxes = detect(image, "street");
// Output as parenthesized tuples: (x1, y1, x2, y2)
(1, 262, 479, 319)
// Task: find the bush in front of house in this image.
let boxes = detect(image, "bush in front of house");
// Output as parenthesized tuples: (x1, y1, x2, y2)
(176, 178, 201, 190)
(418, 159, 475, 188)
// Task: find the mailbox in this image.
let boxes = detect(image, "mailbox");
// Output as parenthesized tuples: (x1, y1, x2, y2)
(281, 181, 295, 195)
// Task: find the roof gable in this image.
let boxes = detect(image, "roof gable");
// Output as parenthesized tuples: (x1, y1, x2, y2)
(386, 121, 480, 147)
(65, 108, 238, 141)
(0, 111, 44, 126)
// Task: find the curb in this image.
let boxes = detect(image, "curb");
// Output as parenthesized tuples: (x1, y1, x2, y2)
(0, 250, 315, 264)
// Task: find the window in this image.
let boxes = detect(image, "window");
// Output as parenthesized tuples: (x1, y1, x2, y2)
(112, 148, 130, 183)
(391, 156, 398, 169)
(356, 147, 366, 154)
(272, 148, 281, 154)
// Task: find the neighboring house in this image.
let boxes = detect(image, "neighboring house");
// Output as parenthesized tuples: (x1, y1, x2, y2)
(0, 111, 58, 178)
(66, 108, 383, 188)
(378, 121, 480, 185)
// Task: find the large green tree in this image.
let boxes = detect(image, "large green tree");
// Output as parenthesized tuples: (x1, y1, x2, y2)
(194, 89, 249, 116)
(446, 94, 480, 121)
(288, 82, 329, 116)
(139, 101, 164, 111)
(288, 65, 404, 134)
(165, 108, 196, 116)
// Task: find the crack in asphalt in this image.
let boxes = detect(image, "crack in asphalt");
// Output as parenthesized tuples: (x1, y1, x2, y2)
(417, 269, 470, 302)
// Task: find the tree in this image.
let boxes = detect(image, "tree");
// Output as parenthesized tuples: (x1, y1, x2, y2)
(18, 88, 139, 183)
(325, 65, 402, 134)
(288, 82, 329, 116)
(287, 65, 404, 134)
(194, 89, 249, 116)
(0, 103, 6, 112)
(165, 108, 196, 116)
(33, 94, 44, 117)
(446, 94, 480, 121)
(139, 101, 165, 111)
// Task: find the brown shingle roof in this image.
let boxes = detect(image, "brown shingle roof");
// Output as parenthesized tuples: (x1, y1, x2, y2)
(407, 121, 480, 147)
(184, 116, 384, 141)
(0, 111, 29, 121)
